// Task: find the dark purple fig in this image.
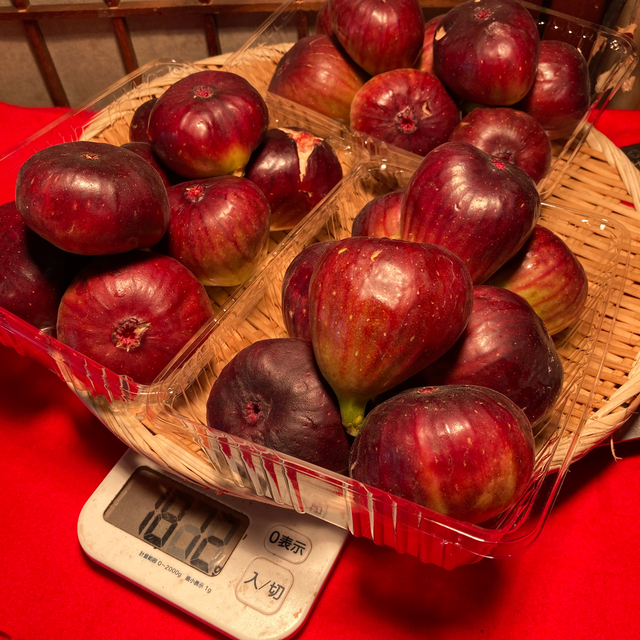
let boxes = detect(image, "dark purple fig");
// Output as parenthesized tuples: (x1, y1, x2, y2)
(148, 70, 269, 179)
(308, 236, 474, 435)
(244, 127, 343, 231)
(56, 250, 214, 385)
(328, 0, 425, 76)
(516, 40, 591, 140)
(121, 141, 183, 188)
(129, 98, 157, 143)
(315, 1, 332, 35)
(448, 107, 552, 184)
(268, 34, 368, 123)
(349, 385, 535, 524)
(416, 15, 442, 74)
(401, 141, 541, 284)
(281, 241, 334, 341)
(433, 0, 540, 106)
(351, 189, 404, 239)
(205, 337, 351, 474)
(486, 224, 588, 335)
(349, 68, 461, 157)
(165, 176, 271, 287)
(413, 285, 564, 426)
(15, 140, 170, 256)
(0, 201, 72, 333)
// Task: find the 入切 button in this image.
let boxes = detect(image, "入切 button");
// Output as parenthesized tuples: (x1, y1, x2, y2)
(235, 557, 294, 615)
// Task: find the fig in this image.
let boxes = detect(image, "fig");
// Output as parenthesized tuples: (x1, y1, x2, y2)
(244, 127, 343, 231)
(164, 175, 271, 287)
(349, 68, 461, 157)
(0, 201, 73, 333)
(486, 224, 588, 335)
(416, 15, 443, 75)
(148, 70, 269, 179)
(351, 189, 404, 239)
(308, 236, 474, 435)
(268, 34, 368, 123)
(15, 140, 170, 256)
(121, 141, 182, 188)
(349, 385, 535, 524)
(328, 0, 425, 76)
(413, 285, 564, 426)
(205, 337, 351, 474)
(281, 241, 334, 341)
(433, 0, 540, 106)
(129, 98, 157, 143)
(516, 40, 591, 140)
(401, 141, 541, 284)
(56, 250, 214, 385)
(448, 107, 552, 184)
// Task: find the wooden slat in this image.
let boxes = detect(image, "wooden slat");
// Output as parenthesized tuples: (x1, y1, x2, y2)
(204, 14, 222, 57)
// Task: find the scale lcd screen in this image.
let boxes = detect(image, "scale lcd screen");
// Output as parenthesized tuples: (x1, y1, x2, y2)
(104, 467, 249, 577)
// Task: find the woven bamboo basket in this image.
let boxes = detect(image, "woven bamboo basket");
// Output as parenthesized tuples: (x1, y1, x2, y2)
(72, 54, 640, 500)
(2, 45, 639, 565)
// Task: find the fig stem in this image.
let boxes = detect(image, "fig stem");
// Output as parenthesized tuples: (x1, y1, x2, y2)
(339, 396, 368, 437)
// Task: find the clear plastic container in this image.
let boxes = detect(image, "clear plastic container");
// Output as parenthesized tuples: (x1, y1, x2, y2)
(0, 53, 630, 569)
(219, 0, 638, 199)
(149, 155, 630, 568)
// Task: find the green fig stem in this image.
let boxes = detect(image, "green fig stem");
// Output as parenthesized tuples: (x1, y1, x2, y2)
(338, 395, 368, 437)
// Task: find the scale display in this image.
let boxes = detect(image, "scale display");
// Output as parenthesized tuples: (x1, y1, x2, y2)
(78, 449, 348, 640)
(104, 467, 250, 577)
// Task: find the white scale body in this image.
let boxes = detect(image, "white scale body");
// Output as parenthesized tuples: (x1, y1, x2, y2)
(78, 448, 349, 640)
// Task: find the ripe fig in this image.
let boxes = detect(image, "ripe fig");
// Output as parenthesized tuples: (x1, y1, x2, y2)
(129, 98, 157, 143)
(416, 15, 442, 75)
(413, 285, 564, 426)
(448, 107, 552, 184)
(351, 189, 404, 239)
(308, 236, 474, 435)
(148, 70, 269, 179)
(401, 141, 541, 284)
(486, 224, 588, 335)
(268, 34, 368, 123)
(244, 127, 343, 231)
(164, 176, 271, 287)
(281, 241, 334, 341)
(433, 0, 540, 106)
(205, 338, 351, 474)
(56, 250, 214, 385)
(15, 140, 170, 256)
(121, 141, 182, 188)
(328, 0, 425, 76)
(0, 201, 73, 333)
(349, 385, 535, 524)
(349, 68, 461, 157)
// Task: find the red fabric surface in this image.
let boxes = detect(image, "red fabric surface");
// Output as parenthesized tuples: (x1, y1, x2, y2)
(2, 104, 640, 640)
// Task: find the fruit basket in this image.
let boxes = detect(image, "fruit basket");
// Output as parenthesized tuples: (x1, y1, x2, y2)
(1, 41, 640, 569)
(194, 0, 638, 201)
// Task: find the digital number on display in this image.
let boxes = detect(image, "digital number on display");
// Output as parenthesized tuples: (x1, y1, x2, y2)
(104, 468, 250, 577)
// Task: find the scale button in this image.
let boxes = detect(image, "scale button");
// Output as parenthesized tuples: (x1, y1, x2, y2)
(264, 525, 312, 564)
(235, 557, 294, 615)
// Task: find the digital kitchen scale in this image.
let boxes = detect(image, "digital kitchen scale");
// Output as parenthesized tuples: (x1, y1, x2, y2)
(78, 448, 349, 640)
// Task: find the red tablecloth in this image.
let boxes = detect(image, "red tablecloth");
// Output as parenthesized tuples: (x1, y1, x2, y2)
(1, 104, 640, 640)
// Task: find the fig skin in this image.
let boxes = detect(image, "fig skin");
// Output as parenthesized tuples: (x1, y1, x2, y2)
(121, 141, 183, 188)
(15, 140, 171, 256)
(486, 224, 589, 335)
(308, 235, 474, 435)
(281, 241, 334, 341)
(433, 0, 540, 106)
(350, 68, 461, 157)
(56, 250, 214, 385)
(205, 338, 351, 475)
(0, 200, 73, 333)
(268, 34, 368, 123)
(129, 98, 157, 143)
(413, 285, 564, 426)
(448, 107, 552, 185)
(165, 175, 271, 287)
(351, 189, 404, 239)
(401, 141, 541, 284)
(244, 127, 343, 231)
(148, 70, 269, 179)
(349, 385, 535, 525)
